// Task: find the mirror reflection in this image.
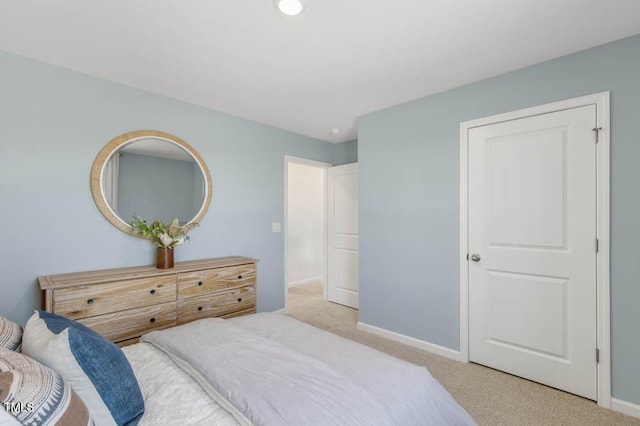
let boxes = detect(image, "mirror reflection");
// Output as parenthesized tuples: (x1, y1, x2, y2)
(91, 130, 212, 237)
(101, 138, 206, 225)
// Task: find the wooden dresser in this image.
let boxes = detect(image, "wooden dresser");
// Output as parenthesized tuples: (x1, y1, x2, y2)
(38, 256, 257, 346)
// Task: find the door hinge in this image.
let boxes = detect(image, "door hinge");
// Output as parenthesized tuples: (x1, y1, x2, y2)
(593, 127, 603, 144)
(596, 348, 600, 363)
(466, 253, 469, 261)
(596, 238, 599, 253)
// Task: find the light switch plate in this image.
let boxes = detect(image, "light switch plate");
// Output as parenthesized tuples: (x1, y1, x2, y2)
(272, 222, 281, 233)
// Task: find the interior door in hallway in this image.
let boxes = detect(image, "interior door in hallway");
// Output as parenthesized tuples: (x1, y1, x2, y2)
(328, 163, 358, 309)
(468, 105, 598, 399)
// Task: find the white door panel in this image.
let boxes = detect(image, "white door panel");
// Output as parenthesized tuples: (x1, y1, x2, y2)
(485, 271, 567, 357)
(486, 128, 566, 249)
(468, 105, 597, 399)
(335, 249, 359, 292)
(334, 174, 358, 235)
(328, 163, 358, 308)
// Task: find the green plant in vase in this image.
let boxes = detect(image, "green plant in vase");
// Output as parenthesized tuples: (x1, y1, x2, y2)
(129, 215, 199, 268)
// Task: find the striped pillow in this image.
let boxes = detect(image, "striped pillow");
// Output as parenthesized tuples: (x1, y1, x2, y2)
(0, 347, 93, 425)
(0, 317, 22, 352)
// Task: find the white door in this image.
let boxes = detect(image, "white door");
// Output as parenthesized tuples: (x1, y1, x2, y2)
(468, 105, 597, 399)
(328, 163, 358, 308)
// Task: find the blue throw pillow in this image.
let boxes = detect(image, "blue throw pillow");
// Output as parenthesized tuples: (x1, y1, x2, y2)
(22, 311, 144, 426)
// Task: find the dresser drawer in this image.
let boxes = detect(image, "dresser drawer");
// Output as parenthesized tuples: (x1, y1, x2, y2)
(220, 308, 256, 319)
(177, 285, 255, 325)
(53, 275, 176, 319)
(77, 302, 177, 342)
(177, 264, 256, 299)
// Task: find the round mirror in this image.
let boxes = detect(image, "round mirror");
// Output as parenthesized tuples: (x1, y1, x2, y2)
(90, 130, 212, 236)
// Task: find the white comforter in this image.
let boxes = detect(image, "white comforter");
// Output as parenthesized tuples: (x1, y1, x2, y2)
(123, 342, 239, 426)
(140, 313, 475, 426)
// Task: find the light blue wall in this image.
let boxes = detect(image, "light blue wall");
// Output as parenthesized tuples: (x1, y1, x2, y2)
(0, 51, 356, 327)
(358, 33, 640, 404)
(332, 138, 357, 165)
(117, 152, 202, 224)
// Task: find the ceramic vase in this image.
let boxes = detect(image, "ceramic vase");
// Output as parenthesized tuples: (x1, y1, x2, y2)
(156, 247, 174, 269)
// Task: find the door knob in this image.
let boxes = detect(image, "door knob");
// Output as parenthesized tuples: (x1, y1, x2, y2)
(470, 254, 481, 262)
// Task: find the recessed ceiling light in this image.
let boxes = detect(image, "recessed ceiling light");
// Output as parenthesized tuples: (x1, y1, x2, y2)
(331, 128, 341, 135)
(274, 0, 305, 16)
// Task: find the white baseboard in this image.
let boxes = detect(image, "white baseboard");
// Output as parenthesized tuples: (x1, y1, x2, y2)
(271, 308, 287, 314)
(356, 321, 465, 362)
(611, 398, 640, 419)
(288, 276, 324, 288)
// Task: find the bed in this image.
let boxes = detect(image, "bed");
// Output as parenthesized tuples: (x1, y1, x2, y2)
(124, 313, 474, 425)
(4, 311, 474, 425)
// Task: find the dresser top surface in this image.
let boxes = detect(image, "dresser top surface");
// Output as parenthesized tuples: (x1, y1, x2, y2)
(38, 256, 258, 290)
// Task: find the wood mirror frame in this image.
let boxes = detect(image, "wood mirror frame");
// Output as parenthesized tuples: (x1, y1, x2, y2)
(90, 130, 213, 237)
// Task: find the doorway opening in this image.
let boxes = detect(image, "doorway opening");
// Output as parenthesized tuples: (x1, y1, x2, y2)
(284, 156, 329, 312)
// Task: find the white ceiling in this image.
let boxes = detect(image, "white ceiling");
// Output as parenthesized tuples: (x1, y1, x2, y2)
(1, 1, 640, 143)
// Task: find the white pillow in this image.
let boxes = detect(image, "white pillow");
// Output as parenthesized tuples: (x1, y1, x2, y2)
(22, 311, 144, 426)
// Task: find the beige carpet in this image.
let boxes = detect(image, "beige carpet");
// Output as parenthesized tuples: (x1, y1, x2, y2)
(287, 281, 639, 426)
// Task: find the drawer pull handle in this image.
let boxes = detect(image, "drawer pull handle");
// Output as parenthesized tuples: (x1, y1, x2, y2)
(150, 289, 156, 295)
(198, 281, 203, 286)
(238, 275, 243, 279)
(149, 318, 156, 323)
(87, 299, 94, 305)
(237, 298, 242, 302)
(198, 306, 203, 311)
